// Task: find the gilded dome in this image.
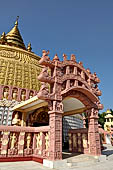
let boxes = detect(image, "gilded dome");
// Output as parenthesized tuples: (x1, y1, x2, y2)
(0, 18, 42, 96)
(6, 19, 26, 49)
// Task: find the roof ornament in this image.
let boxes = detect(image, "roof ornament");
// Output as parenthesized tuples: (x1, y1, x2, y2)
(0, 32, 7, 44)
(27, 42, 32, 52)
(15, 16, 19, 26)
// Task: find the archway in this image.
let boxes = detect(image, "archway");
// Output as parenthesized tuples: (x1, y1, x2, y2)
(62, 96, 85, 151)
(37, 50, 103, 160)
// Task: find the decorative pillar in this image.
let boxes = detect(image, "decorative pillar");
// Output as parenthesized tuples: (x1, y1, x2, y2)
(73, 66, 77, 75)
(68, 133, 72, 152)
(49, 111, 62, 160)
(18, 132, 25, 156)
(66, 66, 70, 74)
(87, 108, 101, 155)
(66, 80, 70, 89)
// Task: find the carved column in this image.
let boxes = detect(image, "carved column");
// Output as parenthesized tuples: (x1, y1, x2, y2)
(66, 66, 70, 74)
(66, 80, 70, 89)
(49, 111, 62, 160)
(73, 66, 77, 75)
(68, 133, 72, 152)
(87, 108, 101, 155)
(18, 132, 25, 156)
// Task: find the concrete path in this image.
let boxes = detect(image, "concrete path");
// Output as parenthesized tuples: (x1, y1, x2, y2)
(0, 144, 113, 170)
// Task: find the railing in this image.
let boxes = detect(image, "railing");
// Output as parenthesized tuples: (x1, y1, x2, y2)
(68, 128, 89, 154)
(0, 125, 50, 159)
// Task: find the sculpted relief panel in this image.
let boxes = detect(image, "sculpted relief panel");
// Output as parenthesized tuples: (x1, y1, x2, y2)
(0, 57, 42, 91)
(0, 48, 40, 66)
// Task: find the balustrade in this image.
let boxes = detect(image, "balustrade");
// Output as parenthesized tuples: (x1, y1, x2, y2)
(68, 128, 89, 154)
(0, 125, 50, 159)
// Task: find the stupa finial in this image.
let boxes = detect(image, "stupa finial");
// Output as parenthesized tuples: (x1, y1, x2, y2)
(15, 16, 19, 26)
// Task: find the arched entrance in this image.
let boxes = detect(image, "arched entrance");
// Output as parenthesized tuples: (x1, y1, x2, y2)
(37, 50, 103, 160)
(62, 97, 85, 151)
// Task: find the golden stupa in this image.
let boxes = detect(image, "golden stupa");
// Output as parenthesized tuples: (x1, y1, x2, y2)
(0, 17, 41, 91)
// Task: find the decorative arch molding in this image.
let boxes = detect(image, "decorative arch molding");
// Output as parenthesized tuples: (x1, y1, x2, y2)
(62, 90, 96, 109)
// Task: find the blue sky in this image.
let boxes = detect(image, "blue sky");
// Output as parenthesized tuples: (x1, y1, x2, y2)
(0, 0, 113, 112)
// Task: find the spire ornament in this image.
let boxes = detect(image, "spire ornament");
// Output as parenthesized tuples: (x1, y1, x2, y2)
(15, 16, 19, 26)
(27, 42, 32, 52)
(6, 16, 26, 49)
(0, 32, 7, 44)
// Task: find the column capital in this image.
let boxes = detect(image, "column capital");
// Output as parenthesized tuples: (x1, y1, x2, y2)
(86, 108, 99, 119)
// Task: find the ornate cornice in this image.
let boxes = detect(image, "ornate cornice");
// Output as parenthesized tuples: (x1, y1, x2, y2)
(0, 45, 41, 66)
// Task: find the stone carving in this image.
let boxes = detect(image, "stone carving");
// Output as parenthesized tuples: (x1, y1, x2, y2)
(40, 67, 49, 78)
(79, 61, 83, 67)
(36, 132, 42, 149)
(93, 72, 100, 83)
(45, 132, 49, 151)
(90, 108, 98, 118)
(21, 90, 26, 101)
(71, 54, 76, 61)
(12, 88, 18, 100)
(10, 133, 16, 149)
(26, 133, 31, 149)
(38, 82, 49, 99)
(53, 101, 63, 112)
(48, 101, 53, 111)
(53, 54, 59, 61)
(93, 84, 102, 96)
(29, 91, 34, 98)
(12, 112, 21, 126)
(42, 50, 49, 57)
(2, 139, 8, 146)
(3, 87, 9, 99)
(82, 134, 88, 148)
(63, 54, 67, 61)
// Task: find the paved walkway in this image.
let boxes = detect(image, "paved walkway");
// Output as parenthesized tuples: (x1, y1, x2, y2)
(0, 144, 113, 170)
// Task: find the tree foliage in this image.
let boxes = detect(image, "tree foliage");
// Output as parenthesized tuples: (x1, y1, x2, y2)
(98, 112, 106, 129)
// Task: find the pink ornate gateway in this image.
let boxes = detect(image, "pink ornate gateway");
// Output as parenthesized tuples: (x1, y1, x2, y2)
(0, 50, 103, 162)
(37, 50, 103, 160)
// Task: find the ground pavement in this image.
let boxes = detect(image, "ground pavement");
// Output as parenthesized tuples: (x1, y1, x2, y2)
(0, 144, 113, 170)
